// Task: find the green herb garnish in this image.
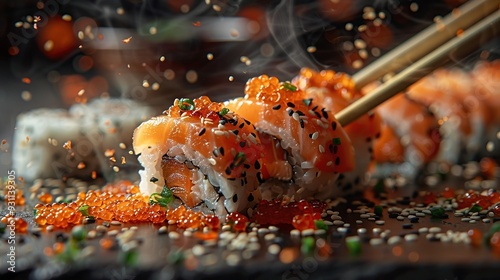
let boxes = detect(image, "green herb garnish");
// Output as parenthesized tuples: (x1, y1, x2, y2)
(301, 236, 315, 255)
(430, 206, 447, 219)
(79, 205, 90, 216)
(332, 137, 341, 145)
(178, 98, 195, 110)
(282, 82, 297, 91)
(314, 219, 328, 231)
(374, 205, 383, 216)
(233, 152, 246, 167)
(149, 185, 174, 207)
(219, 107, 230, 116)
(302, 98, 313, 106)
(469, 204, 482, 213)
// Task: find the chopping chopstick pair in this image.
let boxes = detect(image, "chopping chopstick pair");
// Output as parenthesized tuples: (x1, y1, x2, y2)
(335, 0, 500, 127)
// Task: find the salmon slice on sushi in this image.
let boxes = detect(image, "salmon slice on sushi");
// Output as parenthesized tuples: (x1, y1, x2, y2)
(133, 96, 263, 217)
(292, 68, 382, 192)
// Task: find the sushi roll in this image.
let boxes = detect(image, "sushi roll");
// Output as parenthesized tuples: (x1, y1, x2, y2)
(12, 109, 99, 181)
(406, 71, 473, 165)
(133, 96, 263, 217)
(225, 75, 355, 200)
(292, 68, 382, 192)
(70, 98, 155, 180)
(370, 93, 441, 180)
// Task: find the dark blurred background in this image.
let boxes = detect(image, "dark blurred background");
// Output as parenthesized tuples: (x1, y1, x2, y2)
(0, 0, 487, 177)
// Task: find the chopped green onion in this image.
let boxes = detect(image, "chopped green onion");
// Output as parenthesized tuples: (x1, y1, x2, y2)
(374, 205, 383, 216)
(233, 152, 246, 167)
(33, 209, 37, 216)
(302, 98, 313, 106)
(345, 236, 361, 256)
(332, 137, 341, 145)
(219, 107, 230, 116)
(430, 206, 447, 219)
(178, 98, 195, 110)
(314, 220, 328, 231)
(282, 82, 297, 91)
(79, 205, 90, 216)
(469, 204, 482, 213)
(301, 236, 315, 255)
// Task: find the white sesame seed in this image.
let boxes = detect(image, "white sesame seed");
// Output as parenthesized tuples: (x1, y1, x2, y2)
(375, 220, 385, 225)
(337, 227, 349, 234)
(469, 220, 477, 224)
(331, 215, 342, 220)
(418, 227, 428, 233)
(302, 229, 314, 236)
(360, 214, 370, 219)
(404, 234, 419, 242)
(168, 231, 180, 239)
(290, 229, 301, 237)
(268, 226, 279, 233)
(461, 218, 471, 222)
(483, 218, 491, 223)
(268, 244, 281, 255)
(388, 236, 402, 245)
(429, 227, 441, 233)
(318, 145, 325, 153)
(192, 245, 205, 256)
(208, 158, 217, 165)
(370, 238, 384, 246)
(158, 226, 167, 234)
(397, 216, 405, 221)
(356, 220, 363, 224)
(315, 229, 327, 235)
(264, 233, 276, 241)
(333, 220, 344, 226)
(357, 228, 367, 235)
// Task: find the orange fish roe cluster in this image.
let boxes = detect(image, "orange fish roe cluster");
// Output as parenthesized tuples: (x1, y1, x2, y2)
(293, 68, 356, 99)
(167, 96, 225, 120)
(1, 214, 28, 233)
(165, 205, 220, 230)
(101, 180, 140, 194)
(244, 75, 306, 103)
(34, 182, 165, 228)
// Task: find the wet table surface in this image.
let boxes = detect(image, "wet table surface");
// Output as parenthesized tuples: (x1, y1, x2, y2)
(1, 174, 500, 280)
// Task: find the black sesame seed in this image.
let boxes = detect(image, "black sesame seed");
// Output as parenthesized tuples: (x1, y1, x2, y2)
(287, 102, 295, 108)
(296, 110, 304, 116)
(232, 194, 238, 203)
(272, 104, 281, 110)
(309, 133, 313, 139)
(248, 193, 254, 202)
(239, 122, 245, 129)
(233, 130, 239, 135)
(213, 149, 219, 157)
(402, 223, 413, 229)
(219, 119, 227, 125)
(312, 105, 318, 111)
(239, 141, 246, 147)
(331, 122, 337, 130)
(288, 109, 294, 116)
(243, 163, 251, 169)
(198, 127, 206, 136)
(299, 119, 304, 128)
(321, 108, 328, 119)
(254, 161, 261, 170)
(257, 172, 264, 183)
(244, 119, 251, 125)
(225, 167, 232, 175)
(335, 157, 340, 165)
(219, 147, 225, 156)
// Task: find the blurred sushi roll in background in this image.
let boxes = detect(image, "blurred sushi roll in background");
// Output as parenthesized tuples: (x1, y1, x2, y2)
(70, 98, 155, 180)
(13, 98, 155, 182)
(13, 109, 100, 182)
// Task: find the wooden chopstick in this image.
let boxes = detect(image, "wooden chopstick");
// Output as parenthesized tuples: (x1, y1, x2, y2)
(351, 0, 500, 91)
(335, 8, 500, 127)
